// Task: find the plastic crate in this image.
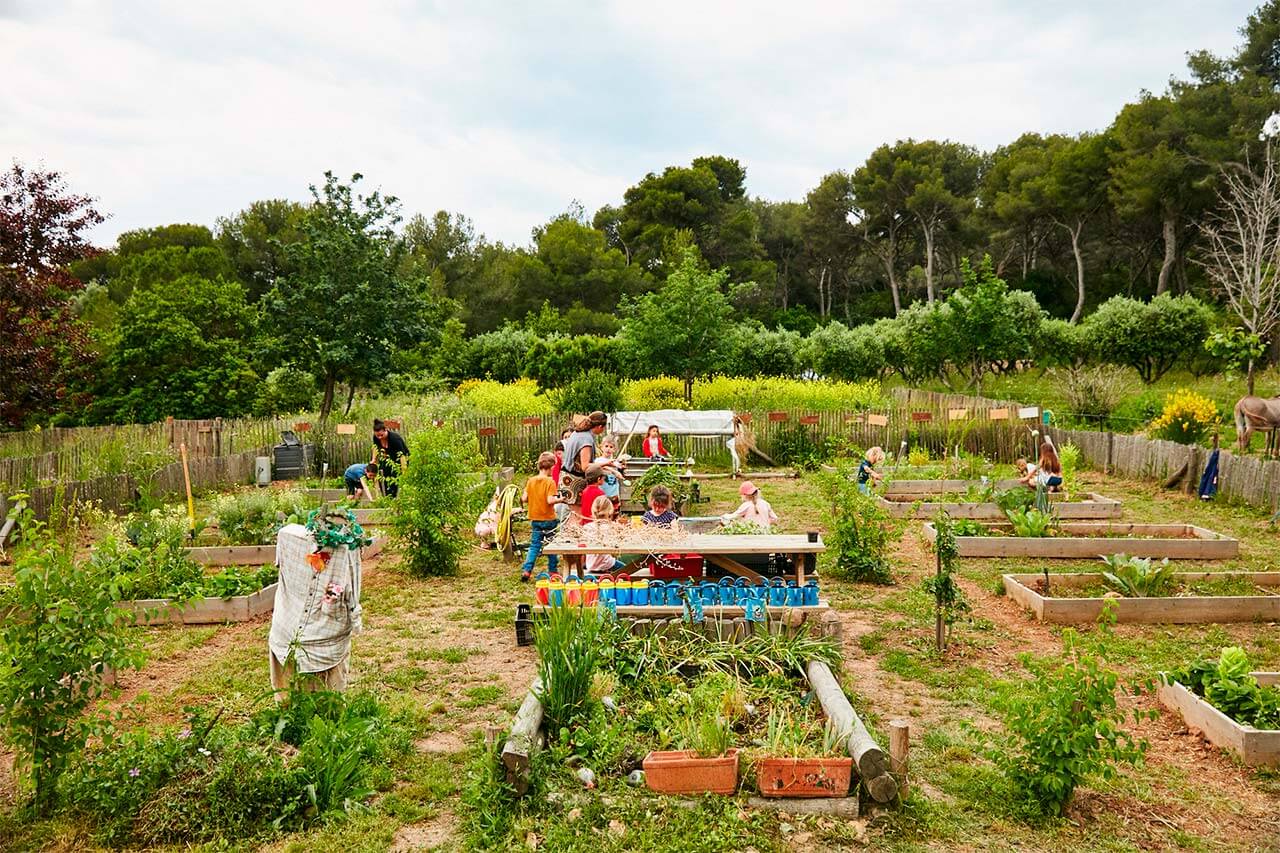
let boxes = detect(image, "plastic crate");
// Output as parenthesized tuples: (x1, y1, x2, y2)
(643, 554, 705, 579)
(514, 603, 534, 646)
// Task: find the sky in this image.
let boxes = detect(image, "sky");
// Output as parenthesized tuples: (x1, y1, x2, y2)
(0, 0, 1263, 248)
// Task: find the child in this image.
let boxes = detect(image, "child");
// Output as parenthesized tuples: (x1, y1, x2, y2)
(583, 495, 626, 574)
(521, 452, 564, 581)
(551, 441, 565, 488)
(343, 462, 377, 501)
(1015, 457, 1038, 489)
(1036, 441, 1064, 491)
(578, 464, 607, 521)
(596, 436, 626, 511)
(857, 446, 885, 495)
(642, 485, 680, 528)
(723, 481, 779, 529)
(642, 424, 669, 459)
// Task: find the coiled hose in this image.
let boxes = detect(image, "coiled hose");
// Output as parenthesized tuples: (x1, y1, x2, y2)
(494, 484, 520, 552)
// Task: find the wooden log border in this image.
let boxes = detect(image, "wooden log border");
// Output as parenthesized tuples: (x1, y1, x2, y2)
(119, 582, 278, 626)
(1158, 673, 1280, 766)
(1002, 572, 1280, 624)
(922, 523, 1238, 560)
(876, 491, 1122, 520)
(805, 660, 898, 803)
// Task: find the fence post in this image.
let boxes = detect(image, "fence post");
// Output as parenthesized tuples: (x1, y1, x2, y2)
(1105, 432, 1114, 475)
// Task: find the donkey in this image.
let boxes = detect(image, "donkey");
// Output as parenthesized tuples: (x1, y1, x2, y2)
(1234, 395, 1280, 454)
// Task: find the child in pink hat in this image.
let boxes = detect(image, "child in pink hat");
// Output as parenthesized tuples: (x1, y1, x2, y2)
(722, 481, 778, 530)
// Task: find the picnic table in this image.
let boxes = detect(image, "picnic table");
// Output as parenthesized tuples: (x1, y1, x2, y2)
(543, 533, 824, 585)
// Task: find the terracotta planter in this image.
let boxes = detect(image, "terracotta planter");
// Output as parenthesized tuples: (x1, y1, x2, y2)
(756, 756, 852, 798)
(642, 749, 739, 795)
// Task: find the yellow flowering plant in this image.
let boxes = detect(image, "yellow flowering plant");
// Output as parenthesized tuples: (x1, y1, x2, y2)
(1148, 389, 1219, 444)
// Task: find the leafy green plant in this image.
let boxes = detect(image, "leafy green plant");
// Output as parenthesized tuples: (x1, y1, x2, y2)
(1099, 554, 1175, 598)
(535, 608, 604, 734)
(391, 426, 488, 576)
(209, 489, 311, 545)
(631, 464, 688, 508)
(816, 464, 904, 584)
(907, 446, 931, 467)
(1005, 506, 1055, 538)
(1167, 647, 1280, 730)
(923, 511, 971, 652)
(90, 518, 204, 601)
(991, 616, 1149, 816)
(993, 487, 1035, 514)
(0, 507, 144, 814)
(664, 672, 738, 757)
(771, 423, 826, 470)
(717, 520, 769, 535)
(1058, 442, 1081, 479)
(553, 368, 624, 414)
(952, 518, 988, 537)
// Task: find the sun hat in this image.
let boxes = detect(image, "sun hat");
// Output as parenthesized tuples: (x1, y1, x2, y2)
(739, 481, 758, 497)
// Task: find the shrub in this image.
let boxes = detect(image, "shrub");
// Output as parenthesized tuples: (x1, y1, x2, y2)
(816, 466, 903, 584)
(1054, 365, 1130, 426)
(255, 366, 319, 416)
(0, 508, 144, 814)
(523, 336, 622, 387)
(91, 511, 205, 601)
(465, 326, 539, 382)
(1147, 388, 1219, 444)
(554, 368, 624, 414)
(1058, 442, 1081, 479)
(622, 376, 689, 410)
(945, 257, 1044, 388)
(804, 321, 886, 380)
(457, 378, 552, 417)
(392, 426, 488, 576)
(992, 624, 1148, 817)
(719, 324, 804, 377)
(692, 376, 885, 412)
(210, 489, 310, 545)
(1036, 319, 1095, 369)
(771, 424, 827, 470)
(1084, 294, 1213, 383)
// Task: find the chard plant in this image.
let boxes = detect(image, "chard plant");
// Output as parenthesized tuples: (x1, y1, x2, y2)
(1100, 554, 1176, 598)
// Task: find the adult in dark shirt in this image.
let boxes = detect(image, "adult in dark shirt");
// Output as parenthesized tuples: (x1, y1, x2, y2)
(371, 418, 410, 497)
(560, 411, 607, 502)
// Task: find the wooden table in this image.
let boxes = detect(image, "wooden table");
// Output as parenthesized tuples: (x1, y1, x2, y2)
(543, 534, 824, 584)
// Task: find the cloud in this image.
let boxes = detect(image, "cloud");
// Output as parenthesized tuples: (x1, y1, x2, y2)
(0, 0, 1259, 246)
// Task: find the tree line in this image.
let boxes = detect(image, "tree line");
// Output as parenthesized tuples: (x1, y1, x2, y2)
(4, 2, 1280, 428)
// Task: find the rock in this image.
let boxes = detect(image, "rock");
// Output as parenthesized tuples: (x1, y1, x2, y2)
(607, 820, 626, 837)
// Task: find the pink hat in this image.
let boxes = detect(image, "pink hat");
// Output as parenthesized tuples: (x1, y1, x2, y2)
(739, 481, 758, 497)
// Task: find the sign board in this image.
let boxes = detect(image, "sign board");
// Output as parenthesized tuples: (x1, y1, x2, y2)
(335, 424, 357, 435)
(293, 422, 312, 433)
(988, 407, 1009, 421)
(948, 408, 968, 421)
(845, 414, 865, 425)
(911, 411, 933, 422)
(737, 413, 752, 423)
(521, 417, 543, 427)
(867, 413, 889, 427)
(768, 411, 790, 422)
(385, 419, 402, 430)
(798, 415, 820, 425)
(477, 427, 498, 437)
(1018, 406, 1040, 420)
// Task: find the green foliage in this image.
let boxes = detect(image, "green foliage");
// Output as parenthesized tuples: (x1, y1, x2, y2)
(210, 489, 310, 545)
(923, 511, 970, 649)
(631, 464, 688, 508)
(1005, 506, 1055, 537)
(1168, 647, 1280, 730)
(770, 423, 826, 470)
(804, 321, 886, 380)
(1099, 554, 1176, 597)
(1036, 318, 1095, 368)
(817, 465, 903, 583)
(391, 427, 487, 576)
(465, 326, 540, 382)
(524, 335, 623, 387)
(1084, 294, 1214, 383)
(1055, 365, 1131, 427)
(535, 608, 604, 734)
(992, 487, 1035, 514)
(456, 378, 552, 416)
(553, 368, 624, 415)
(0, 508, 143, 814)
(622, 376, 689, 410)
(89, 511, 205, 600)
(255, 366, 319, 416)
(1204, 327, 1266, 375)
(665, 672, 737, 757)
(992, 622, 1148, 816)
(945, 256, 1044, 388)
(718, 324, 804, 377)
(1058, 442, 1081, 478)
(690, 375, 885, 412)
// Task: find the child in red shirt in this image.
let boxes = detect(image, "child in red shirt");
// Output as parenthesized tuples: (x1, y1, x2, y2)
(577, 464, 607, 521)
(642, 424, 669, 458)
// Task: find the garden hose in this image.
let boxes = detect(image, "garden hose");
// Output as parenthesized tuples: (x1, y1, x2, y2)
(494, 484, 520, 551)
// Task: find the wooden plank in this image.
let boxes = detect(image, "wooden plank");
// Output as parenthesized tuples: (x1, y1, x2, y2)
(1017, 406, 1040, 420)
(768, 412, 790, 422)
(335, 424, 357, 435)
(798, 415, 820, 425)
(924, 523, 1238, 560)
(806, 660, 898, 803)
(866, 414, 889, 427)
(948, 408, 968, 421)
(910, 411, 933, 422)
(1159, 679, 1280, 766)
(988, 407, 1009, 421)
(1003, 573, 1280, 625)
(544, 533, 824, 556)
(502, 677, 545, 795)
(877, 492, 1122, 520)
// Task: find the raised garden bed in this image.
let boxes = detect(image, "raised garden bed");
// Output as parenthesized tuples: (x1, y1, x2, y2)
(1158, 672, 1280, 766)
(1002, 572, 1280, 624)
(923, 522, 1237, 560)
(120, 581, 278, 626)
(877, 491, 1120, 520)
(879, 478, 1023, 494)
(183, 537, 384, 567)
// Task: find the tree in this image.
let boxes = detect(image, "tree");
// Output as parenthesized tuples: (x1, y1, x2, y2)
(901, 140, 982, 303)
(852, 143, 914, 314)
(263, 172, 426, 419)
(216, 199, 307, 301)
(753, 199, 806, 312)
(1039, 134, 1112, 322)
(0, 163, 103, 428)
(982, 133, 1054, 281)
(1084, 294, 1213, 382)
(801, 172, 859, 319)
(1236, 0, 1280, 85)
(620, 247, 745, 401)
(93, 274, 260, 422)
(1198, 136, 1280, 393)
(944, 257, 1044, 388)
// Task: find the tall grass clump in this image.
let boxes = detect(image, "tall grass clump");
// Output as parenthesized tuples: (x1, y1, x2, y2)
(816, 463, 903, 584)
(534, 608, 604, 734)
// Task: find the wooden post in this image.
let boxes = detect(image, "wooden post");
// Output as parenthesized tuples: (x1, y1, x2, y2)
(501, 677, 544, 796)
(179, 443, 195, 538)
(805, 660, 898, 803)
(889, 719, 910, 800)
(934, 546, 945, 653)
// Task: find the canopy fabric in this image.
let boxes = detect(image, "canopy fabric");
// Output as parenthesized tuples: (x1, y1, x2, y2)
(608, 409, 735, 437)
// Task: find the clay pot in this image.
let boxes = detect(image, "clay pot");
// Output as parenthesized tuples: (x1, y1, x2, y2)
(642, 749, 739, 795)
(755, 756, 852, 798)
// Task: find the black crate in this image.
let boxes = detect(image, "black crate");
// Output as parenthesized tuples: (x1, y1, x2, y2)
(514, 603, 535, 646)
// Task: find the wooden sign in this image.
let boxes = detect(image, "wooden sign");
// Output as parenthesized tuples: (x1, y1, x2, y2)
(845, 414, 865, 425)
(293, 422, 312, 433)
(988, 407, 1009, 421)
(1017, 406, 1040, 421)
(385, 419, 402, 430)
(948, 408, 968, 421)
(911, 411, 933, 422)
(867, 413, 889, 427)
(768, 412, 789, 422)
(799, 414, 820, 425)
(336, 424, 357, 435)
(521, 417, 543, 427)
(477, 427, 498, 437)
(737, 413, 752, 423)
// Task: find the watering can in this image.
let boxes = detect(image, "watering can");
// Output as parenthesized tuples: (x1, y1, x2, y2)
(582, 575, 599, 606)
(768, 578, 787, 608)
(598, 575, 615, 604)
(564, 575, 582, 607)
(699, 581, 718, 605)
(744, 597, 766, 622)
(615, 573, 632, 606)
(785, 581, 803, 608)
(804, 579, 820, 607)
(666, 582, 685, 607)
(718, 577, 736, 605)
(535, 572, 551, 606)
(632, 578, 649, 607)
(548, 573, 565, 607)
(648, 580, 665, 606)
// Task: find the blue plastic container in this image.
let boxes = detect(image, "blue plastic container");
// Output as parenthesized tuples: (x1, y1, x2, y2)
(768, 579, 787, 608)
(804, 580, 820, 606)
(700, 581, 718, 605)
(667, 583, 684, 607)
(633, 579, 649, 607)
(648, 580, 664, 605)
(616, 574, 633, 607)
(786, 584, 804, 607)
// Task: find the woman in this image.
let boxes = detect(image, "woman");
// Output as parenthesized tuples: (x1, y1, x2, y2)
(1036, 441, 1063, 492)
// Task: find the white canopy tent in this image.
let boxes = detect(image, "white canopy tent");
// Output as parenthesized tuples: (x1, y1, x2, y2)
(607, 409, 743, 472)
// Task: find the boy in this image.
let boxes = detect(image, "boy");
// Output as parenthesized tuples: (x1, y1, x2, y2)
(857, 446, 885, 495)
(642, 485, 680, 528)
(521, 452, 564, 581)
(343, 462, 376, 501)
(596, 436, 626, 512)
(577, 464, 607, 521)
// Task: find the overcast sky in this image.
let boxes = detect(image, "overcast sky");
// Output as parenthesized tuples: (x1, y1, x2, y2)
(0, 0, 1262, 248)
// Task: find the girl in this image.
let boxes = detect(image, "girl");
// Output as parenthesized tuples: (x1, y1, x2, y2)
(642, 425, 669, 459)
(584, 495, 626, 573)
(857, 446, 885, 495)
(596, 436, 626, 511)
(1036, 441, 1063, 491)
(723, 481, 779, 529)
